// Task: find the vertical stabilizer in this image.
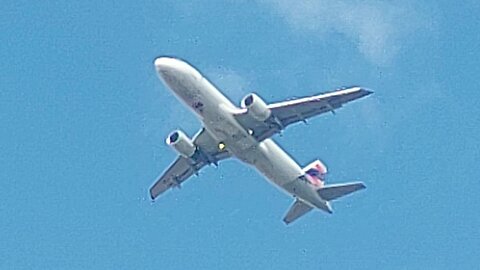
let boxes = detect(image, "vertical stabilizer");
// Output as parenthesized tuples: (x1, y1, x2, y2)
(302, 159, 327, 187)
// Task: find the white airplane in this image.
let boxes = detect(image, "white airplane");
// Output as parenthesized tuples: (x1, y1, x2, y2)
(149, 57, 372, 224)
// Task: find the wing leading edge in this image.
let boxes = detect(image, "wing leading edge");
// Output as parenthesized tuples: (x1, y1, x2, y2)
(149, 128, 230, 200)
(234, 87, 373, 141)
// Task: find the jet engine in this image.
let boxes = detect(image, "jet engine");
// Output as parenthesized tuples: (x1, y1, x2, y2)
(241, 93, 271, 121)
(166, 130, 196, 158)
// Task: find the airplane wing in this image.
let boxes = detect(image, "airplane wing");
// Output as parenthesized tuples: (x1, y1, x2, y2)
(234, 87, 372, 141)
(149, 128, 230, 200)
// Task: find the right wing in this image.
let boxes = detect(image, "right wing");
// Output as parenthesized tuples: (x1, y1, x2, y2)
(149, 128, 230, 200)
(235, 87, 372, 141)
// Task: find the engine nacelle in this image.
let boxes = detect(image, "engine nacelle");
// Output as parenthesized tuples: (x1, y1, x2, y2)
(166, 130, 196, 158)
(240, 93, 271, 121)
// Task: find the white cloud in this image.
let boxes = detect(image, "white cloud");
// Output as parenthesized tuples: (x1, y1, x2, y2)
(260, 0, 426, 66)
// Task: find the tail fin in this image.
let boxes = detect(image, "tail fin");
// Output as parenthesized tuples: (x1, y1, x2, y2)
(283, 199, 313, 225)
(302, 159, 328, 187)
(317, 182, 366, 201)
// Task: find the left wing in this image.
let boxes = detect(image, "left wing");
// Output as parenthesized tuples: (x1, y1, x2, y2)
(149, 128, 230, 200)
(235, 87, 372, 141)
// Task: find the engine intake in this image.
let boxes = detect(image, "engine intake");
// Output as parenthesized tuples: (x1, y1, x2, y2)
(241, 93, 271, 121)
(166, 130, 196, 158)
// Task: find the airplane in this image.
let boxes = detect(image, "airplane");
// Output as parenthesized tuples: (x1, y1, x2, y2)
(149, 57, 372, 224)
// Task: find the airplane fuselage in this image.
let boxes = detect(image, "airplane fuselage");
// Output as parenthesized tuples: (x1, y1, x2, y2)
(155, 57, 330, 211)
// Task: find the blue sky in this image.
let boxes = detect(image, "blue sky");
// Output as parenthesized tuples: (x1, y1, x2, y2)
(1, 1, 479, 269)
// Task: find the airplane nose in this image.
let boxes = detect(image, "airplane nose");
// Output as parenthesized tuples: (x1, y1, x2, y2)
(154, 57, 177, 73)
(153, 57, 202, 82)
(154, 57, 182, 83)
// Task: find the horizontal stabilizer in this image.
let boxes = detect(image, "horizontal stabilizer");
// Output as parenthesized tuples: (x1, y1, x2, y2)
(317, 182, 366, 201)
(283, 199, 313, 225)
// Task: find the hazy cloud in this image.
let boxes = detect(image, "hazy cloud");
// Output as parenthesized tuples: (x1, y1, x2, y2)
(260, 0, 426, 66)
(206, 68, 251, 104)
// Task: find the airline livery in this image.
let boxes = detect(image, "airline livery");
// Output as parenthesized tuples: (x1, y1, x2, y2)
(150, 57, 372, 224)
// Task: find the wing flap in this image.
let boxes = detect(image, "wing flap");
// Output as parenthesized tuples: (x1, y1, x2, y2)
(270, 87, 372, 127)
(234, 87, 372, 141)
(149, 156, 204, 199)
(149, 128, 230, 200)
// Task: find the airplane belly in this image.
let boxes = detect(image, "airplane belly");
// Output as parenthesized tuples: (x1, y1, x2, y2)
(203, 105, 258, 153)
(246, 142, 325, 207)
(240, 139, 305, 189)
